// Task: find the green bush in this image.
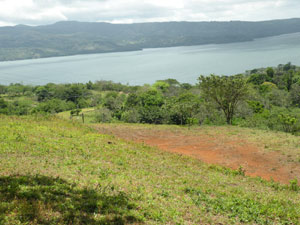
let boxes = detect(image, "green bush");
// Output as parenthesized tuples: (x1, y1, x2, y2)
(34, 99, 75, 114)
(278, 113, 297, 133)
(0, 98, 8, 114)
(121, 109, 140, 123)
(94, 107, 112, 123)
(70, 109, 82, 116)
(8, 99, 33, 115)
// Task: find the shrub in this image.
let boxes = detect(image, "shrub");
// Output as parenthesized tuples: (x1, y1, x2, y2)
(34, 99, 74, 114)
(94, 107, 112, 123)
(70, 109, 82, 116)
(247, 100, 264, 114)
(121, 109, 140, 123)
(0, 98, 8, 114)
(278, 113, 297, 133)
(289, 179, 299, 191)
(186, 118, 199, 126)
(138, 106, 166, 124)
(8, 99, 32, 115)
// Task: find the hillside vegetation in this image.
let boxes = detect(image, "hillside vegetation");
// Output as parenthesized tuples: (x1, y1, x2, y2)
(1, 18, 300, 61)
(1, 115, 300, 224)
(1, 63, 300, 135)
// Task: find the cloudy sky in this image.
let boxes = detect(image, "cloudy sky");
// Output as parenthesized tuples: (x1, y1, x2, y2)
(0, 0, 299, 26)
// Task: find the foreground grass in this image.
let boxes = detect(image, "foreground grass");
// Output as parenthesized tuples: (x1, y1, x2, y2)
(0, 115, 300, 224)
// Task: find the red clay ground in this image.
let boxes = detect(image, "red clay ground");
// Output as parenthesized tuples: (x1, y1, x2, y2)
(94, 125, 300, 184)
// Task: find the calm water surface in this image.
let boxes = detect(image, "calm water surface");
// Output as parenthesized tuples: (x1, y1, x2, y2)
(1, 32, 300, 85)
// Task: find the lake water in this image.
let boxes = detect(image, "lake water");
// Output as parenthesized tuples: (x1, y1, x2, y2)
(1, 32, 300, 85)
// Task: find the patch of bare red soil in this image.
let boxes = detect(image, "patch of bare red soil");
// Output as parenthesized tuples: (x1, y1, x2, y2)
(95, 126, 300, 184)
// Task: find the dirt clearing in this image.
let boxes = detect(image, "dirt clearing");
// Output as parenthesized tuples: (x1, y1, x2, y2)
(94, 124, 300, 184)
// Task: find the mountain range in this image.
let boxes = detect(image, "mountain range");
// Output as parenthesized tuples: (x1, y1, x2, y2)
(1, 18, 300, 61)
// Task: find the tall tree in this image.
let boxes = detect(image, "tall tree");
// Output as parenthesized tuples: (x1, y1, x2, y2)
(199, 75, 249, 124)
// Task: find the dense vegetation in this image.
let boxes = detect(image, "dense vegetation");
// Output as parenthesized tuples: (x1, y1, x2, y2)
(1, 62, 300, 134)
(1, 18, 300, 61)
(1, 116, 300, 224)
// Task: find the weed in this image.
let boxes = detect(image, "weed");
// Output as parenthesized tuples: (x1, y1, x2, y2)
(289, 179, 299, 191)
(185, 187, 300, 224)
(237, 166, 246, 176)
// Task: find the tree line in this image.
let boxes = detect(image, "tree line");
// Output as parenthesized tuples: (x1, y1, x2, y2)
(1, 62, 300, 134)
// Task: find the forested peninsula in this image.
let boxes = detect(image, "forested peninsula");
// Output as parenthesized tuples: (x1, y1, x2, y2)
(1, 18, 300, 61)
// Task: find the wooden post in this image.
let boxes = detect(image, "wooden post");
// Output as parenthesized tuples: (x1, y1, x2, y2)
(82, 113, 85, 123)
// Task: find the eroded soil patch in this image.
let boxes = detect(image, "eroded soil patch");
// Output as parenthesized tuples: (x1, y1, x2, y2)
(94, 124, 300, 184)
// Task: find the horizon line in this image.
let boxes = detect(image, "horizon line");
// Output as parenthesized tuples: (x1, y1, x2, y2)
(2, 17, 300, 28)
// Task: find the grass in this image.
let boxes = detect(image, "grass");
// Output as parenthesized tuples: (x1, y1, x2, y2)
(1, 115, 300, 224)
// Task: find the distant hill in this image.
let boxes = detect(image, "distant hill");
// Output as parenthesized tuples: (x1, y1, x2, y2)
(1, 18, 300, 61)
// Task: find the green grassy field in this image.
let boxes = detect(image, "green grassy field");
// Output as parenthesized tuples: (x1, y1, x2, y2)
(1, 115, 300, 224)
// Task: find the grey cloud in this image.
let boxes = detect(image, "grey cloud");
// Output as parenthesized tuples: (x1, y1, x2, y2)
(0, 0, 299, 26)
(64, 2, 171, 21)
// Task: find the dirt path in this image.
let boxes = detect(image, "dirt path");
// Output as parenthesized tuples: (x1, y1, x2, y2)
(95, 125, 300, 184)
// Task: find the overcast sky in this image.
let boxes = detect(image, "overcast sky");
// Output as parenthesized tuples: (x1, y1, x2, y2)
(0, 0, 299, 26)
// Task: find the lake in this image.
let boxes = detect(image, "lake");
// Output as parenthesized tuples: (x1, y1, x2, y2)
(1, 32, 300, 85)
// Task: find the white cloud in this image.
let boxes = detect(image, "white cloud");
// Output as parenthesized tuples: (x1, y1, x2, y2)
(0, 0, 299, 26)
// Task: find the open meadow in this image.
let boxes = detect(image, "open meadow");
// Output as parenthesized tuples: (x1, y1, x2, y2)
(1, 115, 300, 224)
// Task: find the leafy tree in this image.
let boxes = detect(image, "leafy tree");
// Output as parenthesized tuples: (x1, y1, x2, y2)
(137, 90, 166, 124)
(250, 69, 258, 74)
(138, 106, 166, 124)
(248, 73, 271, 85)
(259, 82, 277, 95)
(158, 79, 179, 86)
(267, 89, 289, 107)
(266, 67, 275, 78)
(167, 93, 201, 125)
(0, 85, 6, 94)
(283, 70, 294, 91)
(125, 93, 139, 108)
(289, 83, 300, 106)
(103, 96, 118, 111)
(86, 81, 94, 90)
(138, 90, 164, 107)
(180, 83, 193, 90)
(0, 98, 7, 108)
(77, 98, 90, 109)
(283, 62, 295, 71)
(153, 81, 170, 93)
(247, 100, 264, 114)
(199, 75, 249, 124)
(6, 83, 25, 96)
(0, 98, 8, 114)
(35, 86, 52, 102)
(102, 92, 126, 119)
(63, 85, 85, 103)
